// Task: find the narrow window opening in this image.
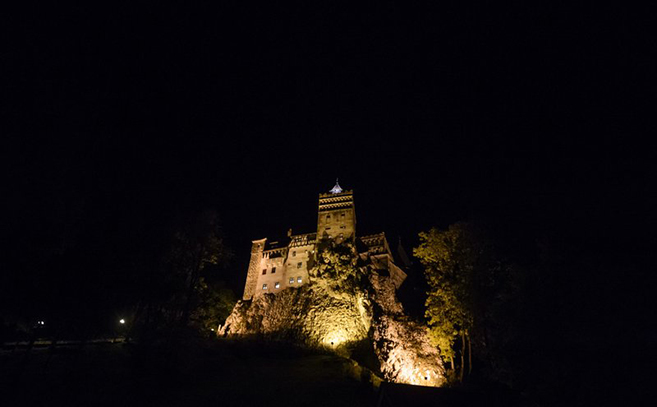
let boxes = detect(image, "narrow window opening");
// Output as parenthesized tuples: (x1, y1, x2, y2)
(262, 284, 268, 290)
(297, 262, 302, 268)
(271, 267, 276, 274)
(275, 282, 280, 289)
(289, 277, 294, 284)
(297, 277, 302, 283)
(262, 269, 267, 275)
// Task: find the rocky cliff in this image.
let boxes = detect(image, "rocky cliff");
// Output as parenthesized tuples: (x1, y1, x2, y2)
(219, 240, 445, 387)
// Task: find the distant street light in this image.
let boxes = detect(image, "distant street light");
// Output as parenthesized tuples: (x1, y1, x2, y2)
(119, 319, 125, 324)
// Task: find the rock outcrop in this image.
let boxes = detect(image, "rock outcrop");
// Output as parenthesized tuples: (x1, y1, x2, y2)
(219, 240, 445, 387)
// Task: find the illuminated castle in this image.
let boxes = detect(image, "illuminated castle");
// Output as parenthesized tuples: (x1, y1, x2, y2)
(241, 181, 408, 300)
(224, 181, 446, 387)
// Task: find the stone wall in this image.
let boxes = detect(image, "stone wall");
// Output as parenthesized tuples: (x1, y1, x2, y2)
(242, 239, 266, 300)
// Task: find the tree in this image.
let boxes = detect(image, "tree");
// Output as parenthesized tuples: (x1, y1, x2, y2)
(134, 210, 231, 342)
(190, 278, 236, 335)
(312, 238, 363, 292)
(414, 222, 499, 383)
(165, 210, 230, 328)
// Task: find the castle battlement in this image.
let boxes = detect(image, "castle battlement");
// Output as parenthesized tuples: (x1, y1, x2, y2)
(288, 232, 317, 247)
(318, 189, 353, 198)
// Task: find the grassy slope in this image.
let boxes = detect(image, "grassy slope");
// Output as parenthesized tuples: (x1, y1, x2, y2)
(1, 340, 375, 407)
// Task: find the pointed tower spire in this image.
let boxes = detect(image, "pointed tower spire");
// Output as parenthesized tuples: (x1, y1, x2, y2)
(330, 178, 343, 194)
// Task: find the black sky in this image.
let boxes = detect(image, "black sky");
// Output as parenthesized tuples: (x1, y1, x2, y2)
(2, 3, 656, 297)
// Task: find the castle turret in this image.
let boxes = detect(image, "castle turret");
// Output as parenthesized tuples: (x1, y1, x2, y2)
(242, 238, 266, 300)
(317, 180, 356, 242)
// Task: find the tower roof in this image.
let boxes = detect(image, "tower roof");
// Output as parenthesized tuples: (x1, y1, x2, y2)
(329, 179, 343, 194)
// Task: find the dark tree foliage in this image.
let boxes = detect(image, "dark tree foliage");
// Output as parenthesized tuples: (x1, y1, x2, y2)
(190, 279, 236, 335)
(312, 238, 366, 293)
(131, 210, 232, 344)
(415, 222, 519, 385)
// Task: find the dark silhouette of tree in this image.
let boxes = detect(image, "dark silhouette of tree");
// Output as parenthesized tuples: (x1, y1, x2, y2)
(190, 279, 236, 335)
(133, 210, 232, 344)
(414, 222, 513, 383)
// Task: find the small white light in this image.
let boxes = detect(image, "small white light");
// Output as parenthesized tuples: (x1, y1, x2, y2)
(210, 328, 215, 331)
(119, 319, 125, 324)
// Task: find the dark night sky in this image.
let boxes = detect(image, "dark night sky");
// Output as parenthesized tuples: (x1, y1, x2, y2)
(2, 3, 656, 299)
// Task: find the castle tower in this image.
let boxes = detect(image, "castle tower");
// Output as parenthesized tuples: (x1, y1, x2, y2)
(317, 180, 356, 242)
(242, 238, 266, 300)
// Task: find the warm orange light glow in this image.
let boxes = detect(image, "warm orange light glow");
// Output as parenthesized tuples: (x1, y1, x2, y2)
(385, 347, 444, 386)
(323, 330, 350, 347)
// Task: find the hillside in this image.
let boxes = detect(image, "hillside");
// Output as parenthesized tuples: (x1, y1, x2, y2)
(2, 340, 376, 407)
(220, 239, 445, 386)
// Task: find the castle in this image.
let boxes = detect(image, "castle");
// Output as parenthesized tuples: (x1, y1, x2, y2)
(241, 181, 408, 300)
(224, 181, 446, 387)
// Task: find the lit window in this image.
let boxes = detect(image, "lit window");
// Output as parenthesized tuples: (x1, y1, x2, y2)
(262, 269, 267, 275)
(297, 262, 302, 268)
(289, 277, 294, 284)
(297, 277, 302, 283)
(275, 282, 280, 289)
(272, 267, 276, 274)
(262, 284, 268, 290)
